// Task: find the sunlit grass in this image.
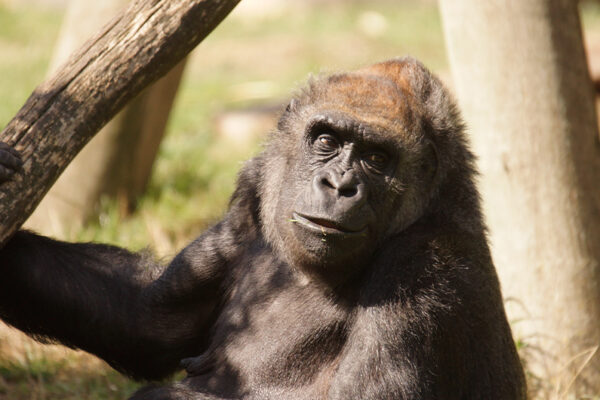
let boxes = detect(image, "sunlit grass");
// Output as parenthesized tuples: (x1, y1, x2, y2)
(0, 5, 62, 127)
(0, 348, 141, 400)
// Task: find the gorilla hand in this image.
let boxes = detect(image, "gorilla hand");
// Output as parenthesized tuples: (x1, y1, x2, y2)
(0, 142, 22, 183)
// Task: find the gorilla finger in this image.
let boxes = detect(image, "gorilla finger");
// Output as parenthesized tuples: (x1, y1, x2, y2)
(0, 165, 17, 182)
(0, 142, 21, 158)
(180, 352, 214, 375)
(0, 148, 23, 170)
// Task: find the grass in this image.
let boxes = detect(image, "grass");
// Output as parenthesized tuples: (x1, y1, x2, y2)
(0, 5, 62, 127)
(0, 352, 140, 400)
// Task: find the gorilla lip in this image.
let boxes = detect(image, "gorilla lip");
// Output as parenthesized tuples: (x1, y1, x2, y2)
(292, 212, 365, 236)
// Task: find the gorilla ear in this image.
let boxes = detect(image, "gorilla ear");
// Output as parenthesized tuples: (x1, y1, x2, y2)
(278, 98, 299, 132)
(285, 98, 298, 113)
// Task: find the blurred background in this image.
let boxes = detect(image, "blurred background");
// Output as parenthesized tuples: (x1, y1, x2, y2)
(1, 0, 600, 398)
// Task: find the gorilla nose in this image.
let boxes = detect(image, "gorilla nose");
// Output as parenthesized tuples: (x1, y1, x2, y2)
(314, 170, 364, 200)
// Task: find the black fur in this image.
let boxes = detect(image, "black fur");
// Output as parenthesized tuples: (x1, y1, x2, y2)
(0, 58, 526, 399)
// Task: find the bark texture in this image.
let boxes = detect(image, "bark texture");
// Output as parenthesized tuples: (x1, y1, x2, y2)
(439, 0, 600, 397)
(27, 0, 187, 236)
(0, 0, 241, 243)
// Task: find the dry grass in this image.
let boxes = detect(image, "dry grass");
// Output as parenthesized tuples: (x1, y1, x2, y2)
(0, 324, 140, 400)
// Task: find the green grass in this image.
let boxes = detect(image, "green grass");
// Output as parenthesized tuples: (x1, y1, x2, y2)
(0, 5, 62, 127)
(0, 354, 141, 400)
(582, 0, 600, 28)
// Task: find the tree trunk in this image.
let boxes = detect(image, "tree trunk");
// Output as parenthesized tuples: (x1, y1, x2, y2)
(439, 0, 600, 397)
(0, 0, 241, 244)
(26, 0, 187, 237)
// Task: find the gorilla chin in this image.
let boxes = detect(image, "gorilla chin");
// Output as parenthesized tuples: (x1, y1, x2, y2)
(289, 212, 373, 272)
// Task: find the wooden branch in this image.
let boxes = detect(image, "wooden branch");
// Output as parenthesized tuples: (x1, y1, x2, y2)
(0, 0, 241, 244)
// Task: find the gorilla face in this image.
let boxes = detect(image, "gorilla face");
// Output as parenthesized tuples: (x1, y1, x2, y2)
(289, 113, 395, 265)
(262, 72, 439, 282)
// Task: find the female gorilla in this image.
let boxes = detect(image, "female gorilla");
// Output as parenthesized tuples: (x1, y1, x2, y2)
(0, 58, 526, 399)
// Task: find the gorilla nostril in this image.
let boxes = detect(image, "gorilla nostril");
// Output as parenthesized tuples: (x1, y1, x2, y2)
(316, 172, 359, 197)
(339, 187, 358, 197)
(321, 177, 335, 190)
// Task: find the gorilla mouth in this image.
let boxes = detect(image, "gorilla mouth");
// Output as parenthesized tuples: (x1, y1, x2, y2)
(292, 212, 365, 236)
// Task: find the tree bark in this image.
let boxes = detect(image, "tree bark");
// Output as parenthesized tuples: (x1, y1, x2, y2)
(439, 0, 600, 397)
(26, 0, 187, 237)
(0, 0, 241, 244)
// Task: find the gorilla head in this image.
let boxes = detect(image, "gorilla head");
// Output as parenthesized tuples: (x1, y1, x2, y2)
(260, 59, 466, 283)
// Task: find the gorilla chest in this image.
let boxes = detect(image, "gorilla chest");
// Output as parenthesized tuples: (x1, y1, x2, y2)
(207, 259, 350, 390)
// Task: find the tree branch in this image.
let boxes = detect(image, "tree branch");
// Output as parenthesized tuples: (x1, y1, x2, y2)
(0, 0, 241, 244)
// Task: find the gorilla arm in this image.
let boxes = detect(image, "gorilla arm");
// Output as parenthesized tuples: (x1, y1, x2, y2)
(0, 222, 233, 380)
(0, 148, 259, 381)
(0, 158, 271, 386)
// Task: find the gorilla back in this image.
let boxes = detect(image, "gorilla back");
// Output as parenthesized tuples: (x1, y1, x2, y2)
(0, 58, 526, 399)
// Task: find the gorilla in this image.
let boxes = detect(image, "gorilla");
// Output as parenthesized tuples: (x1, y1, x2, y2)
(0, 58, 526, 399)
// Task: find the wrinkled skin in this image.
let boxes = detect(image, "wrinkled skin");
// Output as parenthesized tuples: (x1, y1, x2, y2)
(0, 58, 526, 399)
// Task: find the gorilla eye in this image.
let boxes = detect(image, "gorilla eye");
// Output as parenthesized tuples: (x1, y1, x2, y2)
(315, 134, 339, 152)
(363, 152, 389, 172)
